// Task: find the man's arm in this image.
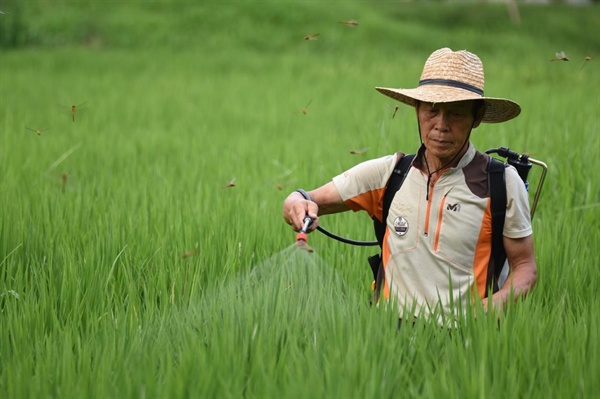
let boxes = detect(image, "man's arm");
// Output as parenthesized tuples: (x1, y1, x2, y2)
(484, 234, 538, 310)
(282, 182, 349, 232)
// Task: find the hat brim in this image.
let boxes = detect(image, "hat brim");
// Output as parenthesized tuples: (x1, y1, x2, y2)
(376, 85, 521, 123)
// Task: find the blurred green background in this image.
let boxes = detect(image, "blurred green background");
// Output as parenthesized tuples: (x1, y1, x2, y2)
(1, 1, 599, 398)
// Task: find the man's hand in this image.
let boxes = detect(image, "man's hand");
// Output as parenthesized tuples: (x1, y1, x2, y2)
(483, 235, 537, 311)
(282, 182, 348, 232)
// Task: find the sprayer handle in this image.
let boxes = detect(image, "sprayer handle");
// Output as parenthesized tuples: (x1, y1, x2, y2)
(300, 216, 313, 233)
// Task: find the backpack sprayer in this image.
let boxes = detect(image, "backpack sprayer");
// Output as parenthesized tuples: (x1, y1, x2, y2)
(485, 147, 547, 286)
(297, 147, 548, 249)
(485, 147, 548, 220)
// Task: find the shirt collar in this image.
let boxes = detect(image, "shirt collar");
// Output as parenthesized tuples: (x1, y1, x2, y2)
(413, 142, 475, 171)
(456, 142, 475, 169)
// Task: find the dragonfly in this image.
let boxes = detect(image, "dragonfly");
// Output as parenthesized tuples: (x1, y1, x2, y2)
(339, 19, 358, 27)
(301, 100, 313, 115)
(297, 242, 314, 253)
(551, 51, 569, 61)
(272, 178, 294, 191)
(304, 33, 319, 41)
(385, 103, 400, 119)
(26, 127, 50, 135)
(271, 180, 289, 191)
(349, 147, 369, 155)
(70, 102, 87, 122)
(222, 178, 236, 188)
(181, 250, 200, 259)
(579, 56, 593, 70)
(61, 172, 67, 193)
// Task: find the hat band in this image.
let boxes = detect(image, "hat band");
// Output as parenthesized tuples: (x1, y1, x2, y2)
(419, 79, 484, 96)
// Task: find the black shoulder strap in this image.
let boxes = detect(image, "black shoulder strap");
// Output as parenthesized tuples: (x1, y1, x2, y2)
(369, 154, 415, 285)
(486, 157, 507, 297)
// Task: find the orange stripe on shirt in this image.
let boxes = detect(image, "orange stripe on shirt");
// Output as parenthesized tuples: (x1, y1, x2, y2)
(382, 228, 391, 300)
(433, 194, 448, 252)
(473, 198, 493, 298)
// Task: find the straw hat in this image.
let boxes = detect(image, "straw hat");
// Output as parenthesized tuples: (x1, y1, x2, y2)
(376, 48, 521, 123)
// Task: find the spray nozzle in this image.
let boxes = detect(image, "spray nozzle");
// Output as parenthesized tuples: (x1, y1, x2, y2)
(295, 216, 314, 247)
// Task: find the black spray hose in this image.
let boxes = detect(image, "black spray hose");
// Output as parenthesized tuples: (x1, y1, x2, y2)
(316, 225, 378, 246)
(296, 215, 378, 246)
(294, 189, 378, 247)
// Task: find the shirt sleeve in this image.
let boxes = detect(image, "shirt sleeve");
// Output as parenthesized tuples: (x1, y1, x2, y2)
(503, 165, 533, 239)
(332, 154, 398, 219)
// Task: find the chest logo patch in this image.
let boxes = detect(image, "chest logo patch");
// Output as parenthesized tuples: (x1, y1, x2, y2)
(446, 203, 461, 212)
(393, 216, 409, 236)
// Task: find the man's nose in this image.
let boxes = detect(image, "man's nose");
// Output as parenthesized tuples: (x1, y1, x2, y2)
(433, 110, 451, 131)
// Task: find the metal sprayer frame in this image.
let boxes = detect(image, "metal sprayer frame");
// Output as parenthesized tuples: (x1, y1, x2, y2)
(527, 157, 548, 220)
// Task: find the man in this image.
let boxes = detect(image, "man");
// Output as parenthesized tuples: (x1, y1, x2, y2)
(282, 48, 537, 323)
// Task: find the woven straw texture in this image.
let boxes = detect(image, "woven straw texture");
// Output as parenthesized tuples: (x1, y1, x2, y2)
(376, 48, 521, 123)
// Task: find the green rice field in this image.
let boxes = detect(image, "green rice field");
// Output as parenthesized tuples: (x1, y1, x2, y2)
(1, 1, 599, 398)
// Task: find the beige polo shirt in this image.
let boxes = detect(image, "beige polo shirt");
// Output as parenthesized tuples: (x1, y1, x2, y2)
(333, 144, 532, 322)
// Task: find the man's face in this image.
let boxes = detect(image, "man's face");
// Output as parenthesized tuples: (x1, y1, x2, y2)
(417, 100, 484, 164)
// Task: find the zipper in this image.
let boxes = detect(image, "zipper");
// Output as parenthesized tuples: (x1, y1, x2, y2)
(423, 184, 434, 237)
(423, 171, 452, 242)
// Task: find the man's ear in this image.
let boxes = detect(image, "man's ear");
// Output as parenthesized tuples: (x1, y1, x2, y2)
(473, 101, 486, 128)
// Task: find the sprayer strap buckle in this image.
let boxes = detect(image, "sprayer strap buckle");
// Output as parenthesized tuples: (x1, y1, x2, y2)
(295, 189, 312, 201)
